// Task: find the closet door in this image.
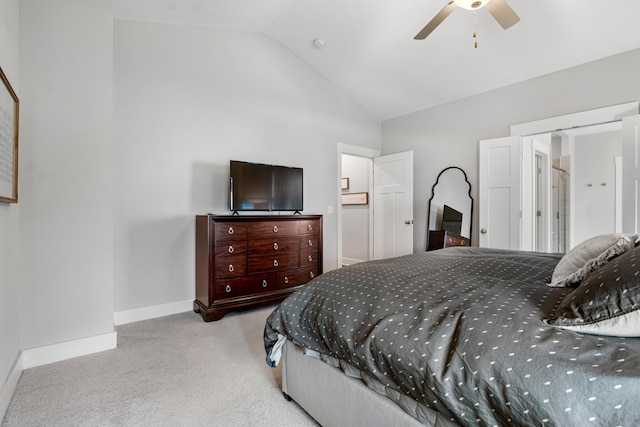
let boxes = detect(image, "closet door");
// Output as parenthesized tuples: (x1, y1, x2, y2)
(479, 136, 521, 250)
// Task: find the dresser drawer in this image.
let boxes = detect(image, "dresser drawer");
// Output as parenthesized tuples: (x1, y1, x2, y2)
(277, 267, 318, 289)
(427, 230, 470, 250)
(214, 241, 247, 258)
(445, 234, 469, 247)
(300, 235, 319, 251)
(214, 222, 247, 241)
(214, 274, 277, 299)
(214, 255, 246, 278)
(248, 237, 299, 255)
(299, 248, 319, 267)
(248, 253, 298, 273)
(299, 220, 320, 235)
(248, 221, 298, 237)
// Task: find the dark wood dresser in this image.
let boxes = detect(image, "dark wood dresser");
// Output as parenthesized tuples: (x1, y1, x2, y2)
(427, 230, 470, 251)
(194, 214, 323, 321)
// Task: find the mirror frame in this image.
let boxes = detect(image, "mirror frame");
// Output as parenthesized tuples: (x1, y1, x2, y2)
(426, 166, 473, 250)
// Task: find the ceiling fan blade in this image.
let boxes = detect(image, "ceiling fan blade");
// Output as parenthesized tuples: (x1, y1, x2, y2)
(414, 1, 457, 40)
(485, 0, 520, 29)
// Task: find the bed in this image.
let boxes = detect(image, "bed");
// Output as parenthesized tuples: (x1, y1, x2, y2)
(264, 238, 640, 426)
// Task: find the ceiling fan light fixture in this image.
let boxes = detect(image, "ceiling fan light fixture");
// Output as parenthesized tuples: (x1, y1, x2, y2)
(453, 0, 490, 10)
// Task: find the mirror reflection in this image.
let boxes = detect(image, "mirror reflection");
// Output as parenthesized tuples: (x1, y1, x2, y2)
(427, 167, 473, 250)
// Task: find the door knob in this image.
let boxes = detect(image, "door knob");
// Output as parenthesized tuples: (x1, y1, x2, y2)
(405, 220, 413, 225)
(481, 228, 487, 234)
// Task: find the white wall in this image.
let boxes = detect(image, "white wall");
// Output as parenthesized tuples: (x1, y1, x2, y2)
(0, 0, 21, 417)
(18, 0, 114, 348)
(341, 154, 370, 264)
(113, 20, 381, 312)
(382, 48, 640, 252)
(573, 130, 622, 245)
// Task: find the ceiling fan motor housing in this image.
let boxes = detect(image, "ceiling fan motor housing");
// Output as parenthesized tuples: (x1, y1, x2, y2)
(454, 0, 490, 10)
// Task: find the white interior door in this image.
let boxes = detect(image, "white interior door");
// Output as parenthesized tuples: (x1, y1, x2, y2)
(622, 114, 640, 235)
(479, 136, 521, 250)
(373, 151, 413, 259)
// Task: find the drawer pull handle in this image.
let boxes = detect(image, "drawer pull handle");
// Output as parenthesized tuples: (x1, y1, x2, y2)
(284, 276, 289, 284)
(228, 264, 234, 272)
(273, 225, 279, 233)
(273, 259, 279, 267)
(309, 272, 315, 279)
(228, 227, 234, 235)
(228, 245, 234, 254)
(225, 285, 231, 293)
(262, 279, 268, 288)
(273, 242, 279, 250)
(308, 255, 313, 262)
(308, 240, 313, 247)
(307, 224, 313, 231)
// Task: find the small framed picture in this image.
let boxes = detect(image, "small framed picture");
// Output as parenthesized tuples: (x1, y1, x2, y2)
(341, 177, 350, 190)
(342, 192, 368, 205)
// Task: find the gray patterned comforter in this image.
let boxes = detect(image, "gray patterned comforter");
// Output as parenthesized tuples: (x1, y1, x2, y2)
(264, 247, 640, 426)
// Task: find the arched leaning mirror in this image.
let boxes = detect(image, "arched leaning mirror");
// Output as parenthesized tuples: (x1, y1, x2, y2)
(426, 166, 473, 250)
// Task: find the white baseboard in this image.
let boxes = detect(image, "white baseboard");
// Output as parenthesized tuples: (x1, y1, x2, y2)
(113, 299, 193, 326)
(21, 331, 117, 370)
(0, 352, 23, 422)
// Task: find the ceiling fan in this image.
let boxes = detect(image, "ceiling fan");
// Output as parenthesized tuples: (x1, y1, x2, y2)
(414, 0, 520, 40)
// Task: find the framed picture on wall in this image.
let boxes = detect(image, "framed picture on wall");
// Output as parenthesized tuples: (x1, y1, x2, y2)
(342, 192, 368, 205)
(341, 177, 350, 190)
(0, 66, 19, 203)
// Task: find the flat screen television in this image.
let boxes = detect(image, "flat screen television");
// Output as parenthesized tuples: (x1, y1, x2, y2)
(229, 160, 303, 212)
(441, 204, 463, 235)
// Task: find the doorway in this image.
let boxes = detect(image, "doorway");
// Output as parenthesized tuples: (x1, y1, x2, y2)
(341, 153, 373, 266)
(479, 102, 639, 252)
(336, 144, 414, 267)
(337, 144, 379, 268)
(542, 122, 623, 249)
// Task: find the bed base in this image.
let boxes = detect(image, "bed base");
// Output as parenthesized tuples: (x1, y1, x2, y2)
(281, 339, 457, 427)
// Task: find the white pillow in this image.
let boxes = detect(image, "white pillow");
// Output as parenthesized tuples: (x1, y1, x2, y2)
(548, 233, 637, 288)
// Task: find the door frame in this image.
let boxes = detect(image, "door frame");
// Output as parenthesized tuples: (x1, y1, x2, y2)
(510, 102, 638, 136)
(521, 136, 552, 252)
(337, 143, 380, 267)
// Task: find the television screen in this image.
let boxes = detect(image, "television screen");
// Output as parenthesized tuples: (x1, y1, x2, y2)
(441, 204, 463, 235)
(230, 160, 303, 212)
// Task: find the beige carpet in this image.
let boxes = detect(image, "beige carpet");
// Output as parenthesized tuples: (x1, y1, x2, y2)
(2, 306, 319, 426)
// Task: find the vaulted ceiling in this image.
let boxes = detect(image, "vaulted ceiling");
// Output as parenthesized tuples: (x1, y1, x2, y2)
(114, 0, 640, 120)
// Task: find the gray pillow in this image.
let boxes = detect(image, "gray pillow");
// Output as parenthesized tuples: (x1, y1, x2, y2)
(544, 244, 640, 337)
(548, 233, 637, 287)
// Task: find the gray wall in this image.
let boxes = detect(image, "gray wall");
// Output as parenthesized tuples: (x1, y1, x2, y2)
(0, 0, 20, 412)
(382, 48, 640, 253)
(18, 0, 115, 348)
(113, 20, 381, 312)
